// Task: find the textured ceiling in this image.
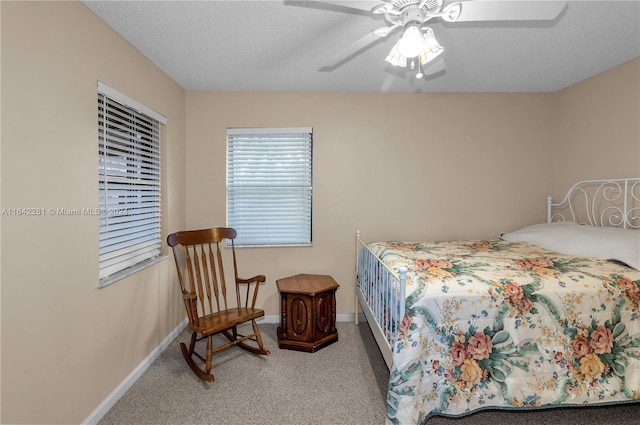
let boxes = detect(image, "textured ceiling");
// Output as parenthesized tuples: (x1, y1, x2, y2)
(83, 0, 640, 93)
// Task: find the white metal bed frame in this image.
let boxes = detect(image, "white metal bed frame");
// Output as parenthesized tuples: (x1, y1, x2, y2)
(355, 177, 640, 369)
(547, 178, 640, 228)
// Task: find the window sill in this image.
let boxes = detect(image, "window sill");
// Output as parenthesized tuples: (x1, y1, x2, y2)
(99, 254, 170, 288)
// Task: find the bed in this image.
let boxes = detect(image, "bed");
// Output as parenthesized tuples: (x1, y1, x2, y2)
(354, 178, 640, 424)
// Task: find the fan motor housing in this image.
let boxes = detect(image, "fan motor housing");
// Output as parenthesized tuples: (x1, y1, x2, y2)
(401, 7, 425, 26)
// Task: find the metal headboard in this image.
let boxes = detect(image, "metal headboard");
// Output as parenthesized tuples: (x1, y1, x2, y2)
(547, 178, 640, 229)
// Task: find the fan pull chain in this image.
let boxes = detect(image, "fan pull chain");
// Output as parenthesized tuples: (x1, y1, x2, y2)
(416, 57, 424, 79)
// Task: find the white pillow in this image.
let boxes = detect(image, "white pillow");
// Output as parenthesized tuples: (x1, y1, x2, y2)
(500, 221, 640, 271)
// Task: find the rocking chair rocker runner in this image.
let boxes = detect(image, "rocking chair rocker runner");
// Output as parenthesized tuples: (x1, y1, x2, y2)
(167, 227, 270, 382)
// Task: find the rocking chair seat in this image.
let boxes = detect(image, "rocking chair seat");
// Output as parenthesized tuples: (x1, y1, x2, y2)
(192, 308, 265, 336)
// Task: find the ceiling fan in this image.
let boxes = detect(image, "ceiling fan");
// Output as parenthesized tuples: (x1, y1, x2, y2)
(312, 0, 567, 78)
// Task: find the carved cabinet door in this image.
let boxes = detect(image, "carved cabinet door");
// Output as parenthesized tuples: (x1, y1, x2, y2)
(285, 293, 313, 342)
(313, 291, 335, 338)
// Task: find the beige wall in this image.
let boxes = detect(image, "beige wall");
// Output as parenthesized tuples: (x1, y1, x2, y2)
(185, 91, 555, 318)
(552, 58, 640, 198)
(1, 1, 638, 424)
(1, 2, 186, 424)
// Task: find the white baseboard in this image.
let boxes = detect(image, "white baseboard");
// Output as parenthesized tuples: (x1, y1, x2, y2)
(258, 314, 280, 324)
(82, 318, 188, 425)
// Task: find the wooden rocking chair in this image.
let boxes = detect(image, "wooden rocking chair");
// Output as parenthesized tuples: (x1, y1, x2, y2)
(167, 227, 270, 382)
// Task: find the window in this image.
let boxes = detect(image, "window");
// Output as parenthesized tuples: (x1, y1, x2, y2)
(98, 82, 166, 285)
(227, 128, 313, 247)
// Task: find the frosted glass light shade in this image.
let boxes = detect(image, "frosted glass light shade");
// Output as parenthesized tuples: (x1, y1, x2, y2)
(419, 27, 444, 64)
(385, 27, 443, 68)
(397, 25, 424, 58)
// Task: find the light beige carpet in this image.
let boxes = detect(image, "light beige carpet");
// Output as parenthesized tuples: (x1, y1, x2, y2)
(98, 322, 388, 425)
(98, 322, 639, 425)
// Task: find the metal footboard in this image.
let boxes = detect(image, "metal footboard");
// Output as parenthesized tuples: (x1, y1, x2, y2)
(354, 231, 407, 369)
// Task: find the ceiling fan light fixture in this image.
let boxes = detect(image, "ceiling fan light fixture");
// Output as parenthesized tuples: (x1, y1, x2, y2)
(397, 25, 425, 58)
(384, 42, 408, 67)
(385, 26, 443, 69)
(419, 27, 444, 64)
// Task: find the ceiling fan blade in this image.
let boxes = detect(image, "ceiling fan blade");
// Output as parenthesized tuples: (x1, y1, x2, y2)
(449, 1, 567, 22)
(316, 0, 387, 13)
(320, 30, 386, 69)
(372, 22, 401, 36)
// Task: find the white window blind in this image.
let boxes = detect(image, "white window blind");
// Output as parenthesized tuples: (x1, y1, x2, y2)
(98, 83, 165, 284)
(227, 128, 313, 246)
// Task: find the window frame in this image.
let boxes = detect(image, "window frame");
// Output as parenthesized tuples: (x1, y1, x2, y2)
(226, 127, 313, 248)
(97, 81, 167, 287)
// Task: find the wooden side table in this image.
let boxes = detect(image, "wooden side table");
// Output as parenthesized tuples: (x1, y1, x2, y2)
(276, 274, 339, 352)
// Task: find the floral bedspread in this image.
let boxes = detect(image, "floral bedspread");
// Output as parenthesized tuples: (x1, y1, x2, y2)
(366, 239, 640, 424)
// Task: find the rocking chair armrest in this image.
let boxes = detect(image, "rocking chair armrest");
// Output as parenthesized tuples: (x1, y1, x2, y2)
(236, 274, 266, 285)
